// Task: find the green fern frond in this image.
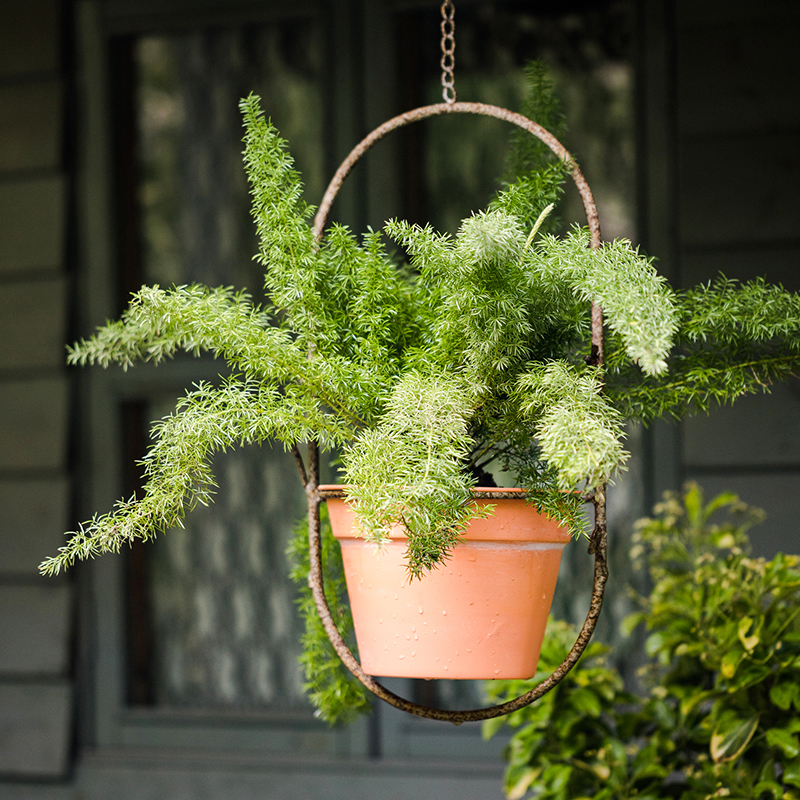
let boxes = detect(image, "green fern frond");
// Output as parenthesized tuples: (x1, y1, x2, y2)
(531, 228, 676, 375)
(518, 361, 628, 489)
(343, 370, 488, 578)
(287, 509, 371, 724)
(41, 377, 346, 576)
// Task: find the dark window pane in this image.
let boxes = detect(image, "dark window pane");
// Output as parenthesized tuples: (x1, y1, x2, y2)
(137, 24, 325, 290)
(131, 18, 325, 709)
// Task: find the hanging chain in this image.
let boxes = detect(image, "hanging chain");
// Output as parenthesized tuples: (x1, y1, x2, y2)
(440, 1, 456, 104)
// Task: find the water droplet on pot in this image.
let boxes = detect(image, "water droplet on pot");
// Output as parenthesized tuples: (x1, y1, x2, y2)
(411, 625, 416, 632)
(443, 665, 448, 671)
(494, 669, 500, 675)
(442, 610, 447, 616)
(405, 634, 411, 640)
(435, 657, 440, 662)
(411, 651, 416, 657)
(413, 634, 418, 640)
(418, 606, 424, 614)
(398, 654, 405, 660)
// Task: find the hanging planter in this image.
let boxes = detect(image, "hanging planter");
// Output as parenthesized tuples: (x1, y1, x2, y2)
(297, 95, 614, 723)
(41, 3, 800, 729)
(323, 486, 571, 680)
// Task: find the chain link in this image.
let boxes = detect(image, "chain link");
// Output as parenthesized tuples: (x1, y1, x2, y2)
(440, 0, 456, 104)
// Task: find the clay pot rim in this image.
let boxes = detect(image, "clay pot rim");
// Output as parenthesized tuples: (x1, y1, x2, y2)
(321, 485, 572, 544)
(318, 484, 528, 500)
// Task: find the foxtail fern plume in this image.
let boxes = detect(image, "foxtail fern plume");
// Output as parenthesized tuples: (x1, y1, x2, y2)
(343, 371, 488, 578)
(529, 228, 677, 376)
(518, 361, 628, 490)
(606, 276, 800, 422)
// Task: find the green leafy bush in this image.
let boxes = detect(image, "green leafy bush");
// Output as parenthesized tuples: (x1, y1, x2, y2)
(485, 484, 800, 799)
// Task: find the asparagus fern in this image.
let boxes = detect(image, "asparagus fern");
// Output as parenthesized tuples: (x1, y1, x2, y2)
(43, 86, 800, 580)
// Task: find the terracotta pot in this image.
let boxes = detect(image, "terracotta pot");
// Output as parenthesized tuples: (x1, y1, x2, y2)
(322, 486, 571, 680)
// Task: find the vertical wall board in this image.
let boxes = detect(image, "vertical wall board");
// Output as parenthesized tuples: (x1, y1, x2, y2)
(680, 244, 800, 292)
(676, 23, 800, 135)
(676, 0, 800, 25)
(0, 0, 60, 79)
(637, 0, 682, 503)
(683, 381, 800, 468)
(0, 478, 70, 575)
(0, 278, 67, 369)
(0, 378, 69, 471)
(678, 132, 800, 248)
(0, 682, 71, 777)
(672, 3, 800, 559)
(637, 0, 678, 282)
(0, 177, 66, 273)
(0, 81, 63, 173)
(362, 1, 401, 232)
(0, 585, 72, 674)
(683, 472, 800, 558)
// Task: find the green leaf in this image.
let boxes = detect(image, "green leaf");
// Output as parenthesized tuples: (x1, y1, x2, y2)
(702, 491, 738, 522)
(727, 662, 772, 693)
(710, 714, 760, 763)
(753, 780, 782, 798)
(543, 763, 572, 793)
(721, 645, 746, 678)
(787, 719, 800, 734)
(645, 631, 667, 658)
(684, 483, 703, 525)
(766, 727, 800, 759)
(482, 714, 508, 741)
(621, 611, 646, 638)
(680, 689, 716, 717)
(770, 682, 798, 711)
(738, 616, 760, 652)
(506, 765, 538, 800)
(784, 758, 800, 788)
(570, 687, 602, 717)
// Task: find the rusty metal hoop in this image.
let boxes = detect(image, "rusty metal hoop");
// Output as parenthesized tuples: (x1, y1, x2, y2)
(304, 101, 608, 724)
